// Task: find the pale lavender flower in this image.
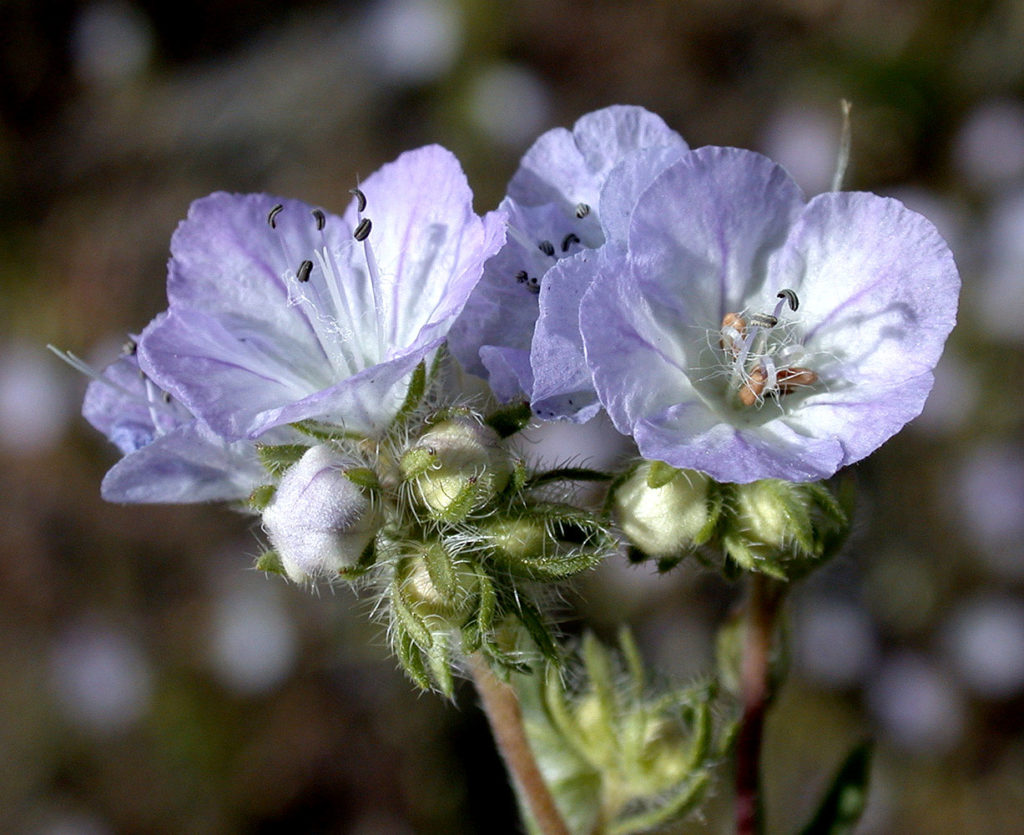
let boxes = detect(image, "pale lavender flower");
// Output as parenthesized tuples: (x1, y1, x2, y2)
(538, 146, 959, 483)
(448, 106, 688, 406)
(138, 145, 505, 440)
(81, 340, 274, 503)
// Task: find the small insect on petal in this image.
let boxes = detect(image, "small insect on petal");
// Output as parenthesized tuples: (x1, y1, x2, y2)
(738, 366, 767, 407)
(574, 202, 591, 219)
(267, 204, 284, 228)
(561, 233, 580, 252)
(354, 218, 372, 241)
(538, 240, 555, 257)
(312, 209, 326, 231)
(297, 259, 314, 282)
(776, 367, 818, 395)
(350, 187, 367, 213)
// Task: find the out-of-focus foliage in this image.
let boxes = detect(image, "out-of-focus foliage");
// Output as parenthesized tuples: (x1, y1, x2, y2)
(4, 0, 1024, 832)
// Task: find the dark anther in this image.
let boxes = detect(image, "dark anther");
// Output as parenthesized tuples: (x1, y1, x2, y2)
(561, 233, 580, 252)
(538, 240, 555, 257)
(354, 218, 372, 241)
(575, 202, 591, 219)
(121, 338, 137, 356)
(268, 204, 284, 228)
(776, 288, 800, 311)
(749, 312, 778, 329)
(312, 209, 326, 231)
(515, 270, 528, 284)
(297, 259, 314, 282)
(162, 391, 172, 404)
(527, 276, 540, 294)
(350, 187, 367, 212)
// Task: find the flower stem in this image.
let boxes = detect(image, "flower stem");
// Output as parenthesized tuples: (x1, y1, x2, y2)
(735, 573, 784, 835)
(467, 652, 571, 835)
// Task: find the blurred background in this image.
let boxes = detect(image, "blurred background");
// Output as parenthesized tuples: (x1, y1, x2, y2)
(2, 0, 1022, 832)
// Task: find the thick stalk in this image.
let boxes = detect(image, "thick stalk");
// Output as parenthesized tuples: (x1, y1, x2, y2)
(467, 652, 571, 835)
(735, 573, 784, 835)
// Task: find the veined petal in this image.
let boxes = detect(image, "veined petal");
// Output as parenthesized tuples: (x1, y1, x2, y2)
(478, 345, 534, 404)
(634, 403, 845, 484)
(509, 105, 688, 211)
(100, 423, 269, 503)
(629, 147, 805, 324)
(530, 247, 610, 422)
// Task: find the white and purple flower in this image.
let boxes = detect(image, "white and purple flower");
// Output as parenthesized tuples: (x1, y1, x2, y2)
(448, 106, 689, 408)
(534, 144, 960, 483)
(137, 144, 505, 441)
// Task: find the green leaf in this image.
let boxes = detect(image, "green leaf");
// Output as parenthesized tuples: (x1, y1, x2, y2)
(485, 401, 534, 438)
(797, 742, 873, 835)
(344, 467, 380, 490)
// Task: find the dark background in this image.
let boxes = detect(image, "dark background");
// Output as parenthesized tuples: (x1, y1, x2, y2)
(3, 0, 1023, 832)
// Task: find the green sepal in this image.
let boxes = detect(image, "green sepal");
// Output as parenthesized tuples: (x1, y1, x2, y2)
(484, 400, 533, 438)
(607, 772, 709, 835)
(391, 573, 434, 649)
(422, 539, 457, 600)
(396, 627, 432, 691)
(797, 741, 872, 835)
(525, 467, 615, 490)
(426, 634, 455, 698)
(344, 467, 380, 490)
(255, 442, 310, 475)
(289, 420, 362, 441)
(336, 537, 378, 581)
(393, 360, 428, 427)
(428, 477, 480, 523)
(399, 445, 436, 480)
(505, 591, 558, 662)
(255, 549, 286, 576)
(508, 457, 529, 495)
(483, 638, 534, 676)
(646, 459, 680, 489)
(694, 482, 724, 546)
(247, 484, 276, 512)
(476, 568, 497, 635)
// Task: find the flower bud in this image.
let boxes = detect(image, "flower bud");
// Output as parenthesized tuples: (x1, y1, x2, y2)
(613, 462, 714, 559)
(400, 415, 512, 521)
(396, 542, 479, 620)
(261, 444, 382, 583)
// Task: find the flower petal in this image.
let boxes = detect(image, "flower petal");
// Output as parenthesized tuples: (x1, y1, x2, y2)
(628, 147, 805, 323)
(509, 105, 688, 211)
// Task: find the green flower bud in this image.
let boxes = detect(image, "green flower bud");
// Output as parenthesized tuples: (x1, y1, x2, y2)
(400, 415, 512, 521)
(396, 542, 480, 621)
(613, 462, 715, 559)
(261, 444, 382, 583)
(723, 479, 851, 578)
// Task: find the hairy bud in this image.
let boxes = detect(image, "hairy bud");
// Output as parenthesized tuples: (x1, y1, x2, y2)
(262, 444, 381, 583)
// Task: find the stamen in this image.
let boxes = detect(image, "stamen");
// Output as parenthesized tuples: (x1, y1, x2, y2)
(268, 204, 284, 228)
(538, 240, 555, 257)
(776, 288, 799, 311)
(350, 187, 367, 213)
(354, 218, 372, 241)
(574, 202, 590, 219)
(561, 233, 580, 252)
(749, 312, 778, 330)
(297, 260, 314, 283)
(515, 270, 528, 284)
(526, 276, 540, 294)
(312, 209, 326, 231)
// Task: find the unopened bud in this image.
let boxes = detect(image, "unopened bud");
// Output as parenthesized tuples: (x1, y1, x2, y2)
(262, 444, 382, 583)
(401, 415, 512, 521)
(613, 462, 714, 558)
(397, 542, 479, 620)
